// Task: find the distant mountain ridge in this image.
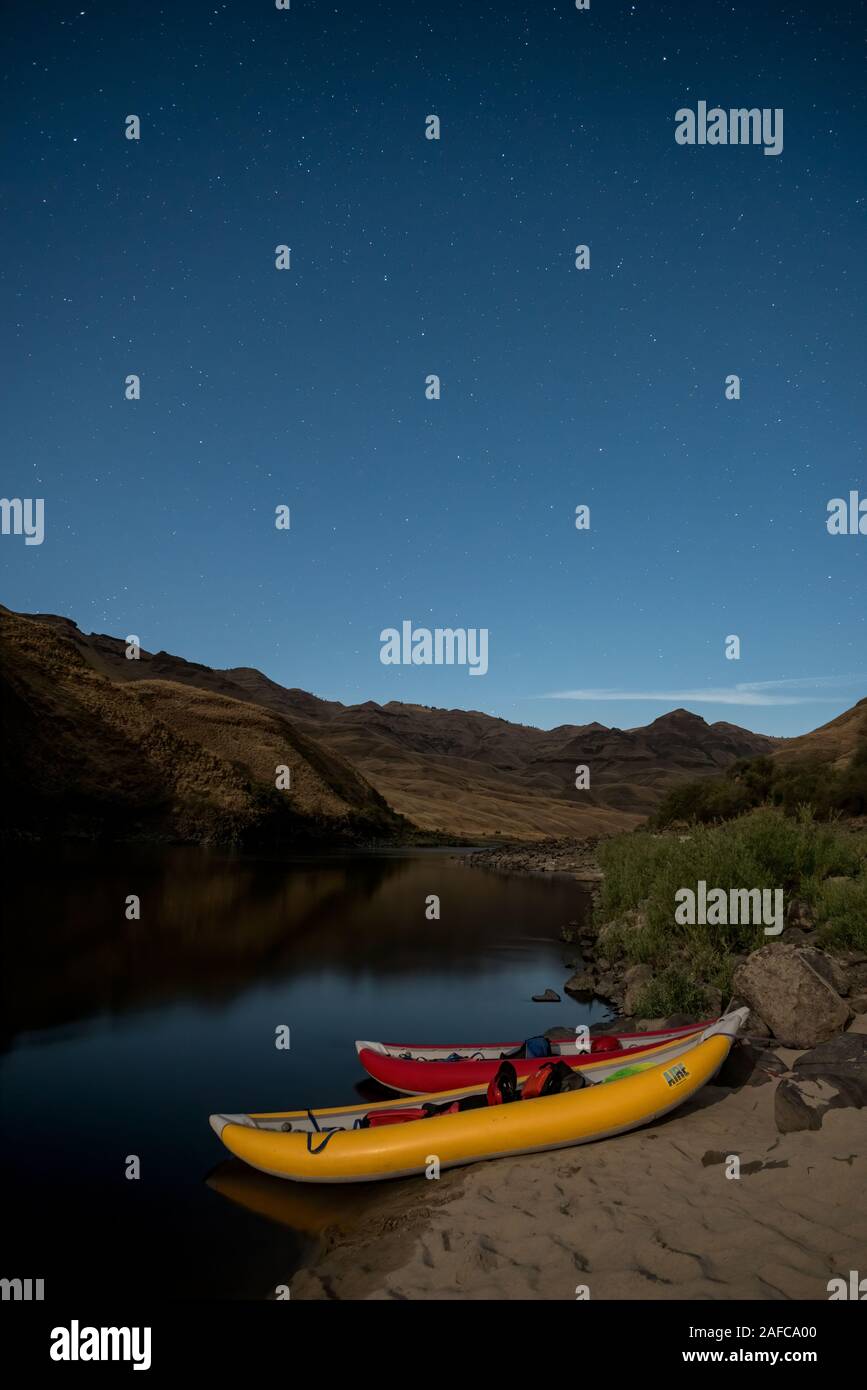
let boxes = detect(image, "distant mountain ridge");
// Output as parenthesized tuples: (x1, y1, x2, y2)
(1, 607, 800, 842)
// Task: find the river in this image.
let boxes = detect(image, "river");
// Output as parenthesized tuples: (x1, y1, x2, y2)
(0, 846, 605, 1298)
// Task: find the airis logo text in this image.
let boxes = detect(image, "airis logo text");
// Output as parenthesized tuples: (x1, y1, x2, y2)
(663, 1063, 689, 1088)
(380, 620, 489, 676)
(49, 1321, 152, 1371)
(675, 102, 783, 156)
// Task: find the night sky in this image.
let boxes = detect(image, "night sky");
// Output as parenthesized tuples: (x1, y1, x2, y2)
(2, 1, 864, 735)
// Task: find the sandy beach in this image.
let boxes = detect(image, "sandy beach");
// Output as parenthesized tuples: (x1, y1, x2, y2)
(291, 1017, 867, 1301)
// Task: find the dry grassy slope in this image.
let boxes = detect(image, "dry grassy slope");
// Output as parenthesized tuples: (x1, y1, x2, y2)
(278, 702, 779, 835)
(323, 749, 641, 839)
(128, 679, 390, 823)
(7, 609, 789, 840)
(770, 697, 867, 771)
(279, 717, 642, 837)
(0, 610, 404, 844)
(30, 614, 861, 839)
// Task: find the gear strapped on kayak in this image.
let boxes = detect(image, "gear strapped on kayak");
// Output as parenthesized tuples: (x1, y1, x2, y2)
(342, 1058, 590, 1139)
(294, 1059, 595, 1150)
(280, 1056, 598, 1153)
(295, 1047, 660, 1151)
(396, 1034, 628, 1064)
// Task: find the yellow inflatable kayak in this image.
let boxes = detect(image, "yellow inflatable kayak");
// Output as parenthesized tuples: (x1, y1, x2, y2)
(210, 1009, 746, 1183)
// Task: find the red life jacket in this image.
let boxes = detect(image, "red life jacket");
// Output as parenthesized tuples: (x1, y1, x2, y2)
(365, 1103, 460, 1128)
(589, 1035, 623, 1053)
(521, 1060, 560, 1100)
(365, 1107, 426, 1127)
(486, 1060, 519, 1105)
(522, 1059, 586, 1100)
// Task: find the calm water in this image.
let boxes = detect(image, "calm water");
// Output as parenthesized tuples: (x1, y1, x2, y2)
(0, 847, 604, 1299)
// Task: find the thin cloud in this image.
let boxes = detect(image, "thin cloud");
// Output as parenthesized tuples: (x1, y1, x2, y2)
(732, 675, 866, 692)
(535, 678, 864, 708)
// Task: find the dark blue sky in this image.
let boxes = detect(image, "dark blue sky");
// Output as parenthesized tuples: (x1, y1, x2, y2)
(2, 1, 864, 735)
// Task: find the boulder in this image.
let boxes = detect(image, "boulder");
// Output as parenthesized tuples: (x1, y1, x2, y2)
(591, 1011, 708, 1035)
(595, 971, 622, 1001)
(596, 908, 647, 952)
(798, 947, 850, 997)
(774, 1033, 867, 1133)
(775, 1078, 831, 1134)
(661, 1013, 704, 1029)
(623, 964, 653, 1014)
(726, 995, 771, 1039)
(592, 1015, 640, 1035)
(780, 927, 811, 946)
(710, 1040, 787, 1088)
(794, 1031, 867, 1084)
(732, 944, 849, 1047)
(532, 988, 561, 1003)
(594, 919, 621, 948)
(832, 951, 867, 994)
(564, 968, 596, 996)
(786, 898, 815, 931)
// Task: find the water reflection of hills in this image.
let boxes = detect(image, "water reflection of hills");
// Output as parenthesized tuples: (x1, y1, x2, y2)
(2, 848, 586, 1042)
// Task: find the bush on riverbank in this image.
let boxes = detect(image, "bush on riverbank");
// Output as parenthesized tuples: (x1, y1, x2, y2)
(815, 874, 867, 951)
(629, 967, 712, 1019)
(653, 741, 867, 828)
(594, 809, 867, 1007)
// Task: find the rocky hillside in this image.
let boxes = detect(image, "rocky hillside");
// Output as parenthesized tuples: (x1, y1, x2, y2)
(0, 609, 406, 846)
(3, 608, 797, 841)
(770, 697, 867, 771)
(8, 610, 782, 839)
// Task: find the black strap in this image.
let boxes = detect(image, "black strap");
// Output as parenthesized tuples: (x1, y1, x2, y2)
(304, 1108, 347, 1154)
(306, 1126, 344, 1155)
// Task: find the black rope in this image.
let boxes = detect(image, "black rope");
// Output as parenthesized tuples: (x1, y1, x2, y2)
(306, 1126, 344, 1154)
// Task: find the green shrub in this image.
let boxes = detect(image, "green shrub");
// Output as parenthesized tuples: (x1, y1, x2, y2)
(633, 969, 710, 1019)
(815, 876, 867, 952)
(834, 744, 867, 816)
(595, 808, 867, 992)
(654, 736, 867, 828)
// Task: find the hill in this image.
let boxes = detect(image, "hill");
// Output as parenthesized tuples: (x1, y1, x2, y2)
(0, 609, 405, 845)
(1, 608, 786, 842)
(770, 697, 867, 771)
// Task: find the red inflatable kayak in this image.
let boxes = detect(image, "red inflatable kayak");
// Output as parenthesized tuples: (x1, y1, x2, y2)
(356, 1019, 712, 1094)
